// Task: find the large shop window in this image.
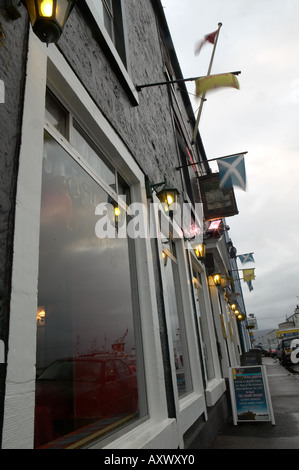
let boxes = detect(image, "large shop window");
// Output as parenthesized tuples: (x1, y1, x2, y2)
(162, 237, 192, 398)
(192, 269, 215, 382)
(34, 94, 146, 448)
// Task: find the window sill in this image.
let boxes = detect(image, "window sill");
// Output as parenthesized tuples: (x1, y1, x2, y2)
(96, 418, 179, 449)
(205, 377, 226, 406)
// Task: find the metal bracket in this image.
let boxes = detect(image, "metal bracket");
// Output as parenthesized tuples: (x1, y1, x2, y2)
(5, 0, 22, 20)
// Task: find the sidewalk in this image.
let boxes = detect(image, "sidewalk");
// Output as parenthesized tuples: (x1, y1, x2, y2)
(208, 357, 299, 449)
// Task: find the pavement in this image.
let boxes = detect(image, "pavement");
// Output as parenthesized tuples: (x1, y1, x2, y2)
(208, 357, 299, 449)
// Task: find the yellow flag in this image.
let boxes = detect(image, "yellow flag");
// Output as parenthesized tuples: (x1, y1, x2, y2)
(195, 73, 240, 97)
(243, 268, 255, 282)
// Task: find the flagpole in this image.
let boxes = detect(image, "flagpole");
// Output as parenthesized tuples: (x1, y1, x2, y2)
(191, 22, 222, 145)
(175, 150, 247, 171)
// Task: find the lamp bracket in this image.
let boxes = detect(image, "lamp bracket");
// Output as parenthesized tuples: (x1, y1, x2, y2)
(5, 0, 22, 19)
(145, 176, 167, 199)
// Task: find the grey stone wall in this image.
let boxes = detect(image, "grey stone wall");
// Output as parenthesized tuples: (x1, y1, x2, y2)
(0, 0, 201, 445)
(58, 0, 188, 195)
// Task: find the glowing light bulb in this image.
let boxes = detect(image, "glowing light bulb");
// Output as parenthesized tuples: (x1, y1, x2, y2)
(114, 206, 121, 217)
(40, 0, 53, 17)
(166, 194, 174, 205)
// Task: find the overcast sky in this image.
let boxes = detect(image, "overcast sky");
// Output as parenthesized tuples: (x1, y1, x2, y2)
(162, 0, 299, 330)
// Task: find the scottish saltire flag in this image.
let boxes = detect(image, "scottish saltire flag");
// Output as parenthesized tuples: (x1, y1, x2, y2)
(246, 280, 254, 292)
(217, 154, 246, 191)
(238, 253, 255, 264)
(243, 268, 255, 282)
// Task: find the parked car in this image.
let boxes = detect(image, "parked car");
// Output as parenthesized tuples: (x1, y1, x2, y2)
(268, 347, 277, 358)
(277, 336, 299, 366)
(256, 345, 270, 357)
(35, 355, 138, 447)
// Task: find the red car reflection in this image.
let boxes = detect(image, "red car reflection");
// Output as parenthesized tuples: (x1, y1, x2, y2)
(35, 355, 138, 447)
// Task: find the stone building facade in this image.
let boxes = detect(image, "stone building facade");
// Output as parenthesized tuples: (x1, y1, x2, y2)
(0, 0, 248, 449)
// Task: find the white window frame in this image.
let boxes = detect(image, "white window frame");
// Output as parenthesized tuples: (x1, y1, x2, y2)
(153, 198, 207, 446)
(190, 256, 226, 406)
(2, 32, 175, 449)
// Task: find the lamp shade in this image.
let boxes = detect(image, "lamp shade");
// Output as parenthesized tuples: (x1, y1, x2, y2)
(194, 243, 206, 261)
(213, 273, 222, 287)
(156, 184, 179, 209)
(24, 0, 76, 43)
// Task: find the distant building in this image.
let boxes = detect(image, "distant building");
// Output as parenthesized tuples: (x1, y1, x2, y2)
(247, 314, 258, 331)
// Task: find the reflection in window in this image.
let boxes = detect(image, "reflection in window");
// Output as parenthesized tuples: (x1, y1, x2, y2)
(72, 121, 116, 190)
(34, 132, 146, 448)
(163, 243, 192, 397)
(192, 270, 215, 382)
(45, 89, 68, 138)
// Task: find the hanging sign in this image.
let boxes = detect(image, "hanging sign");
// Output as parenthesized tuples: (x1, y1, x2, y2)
(198, 173, 238, 221)
(229, 365, 275, 425)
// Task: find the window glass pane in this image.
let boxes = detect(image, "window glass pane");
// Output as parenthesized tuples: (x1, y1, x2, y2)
(163, 246, 192, 397)
(45, 89, 68, 138)
(35, 132, 146, 448)
(92, 1, 113, 40)
(192, 270, 215, 381)
(72, 121, 116, 190)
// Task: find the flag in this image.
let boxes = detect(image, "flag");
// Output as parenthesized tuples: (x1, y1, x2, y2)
(243, 268, 255, 283)
(195, 28, 219, 55)
(217, 154, 246, 191)
(246, 280, 254, 292)
(238, 253, 255, 264)
(195, 73, 240, 97)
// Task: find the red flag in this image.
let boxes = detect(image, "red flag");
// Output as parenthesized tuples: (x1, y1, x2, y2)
(195, 29, 219, 56)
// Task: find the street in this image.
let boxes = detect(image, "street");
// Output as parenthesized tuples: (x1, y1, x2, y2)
(209, 357, 299, 449)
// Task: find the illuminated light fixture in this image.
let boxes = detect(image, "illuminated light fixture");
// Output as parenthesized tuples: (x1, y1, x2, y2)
(208, 220, 222, 231)
(146, 177, 179, 215)
(205, 219, 223, 238)
(114, 206, 121, 217)
(113, 203, 126, 232)
(194, 242, 206, 261)
(156, 183, 179, 211)
(237, 313, 246, 321)
(230, 303, 237, 311)
(37, 306, 46, 326)
(162, 251, 168, 266)
(6, 0, 77, 44)
(234, 309, 240, 316)
(213, 273, 222, 287)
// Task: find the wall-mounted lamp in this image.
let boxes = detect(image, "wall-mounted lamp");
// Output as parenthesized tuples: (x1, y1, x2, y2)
(162, 251, 168, 267)
(213, 273, 222, 287)
(37, 306, 46, 326)
(194, 242, 206, 262)
(230, 303, 237, 311)
(237, 312, 246, 321)
(146, 177, 179, 214)
(6, 0, 77, 44)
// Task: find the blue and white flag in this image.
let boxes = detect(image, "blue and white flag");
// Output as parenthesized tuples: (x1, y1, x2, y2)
(217, 154, 246, 191)
(246, 280, 254, 292)
(238, 253, 255, 264)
